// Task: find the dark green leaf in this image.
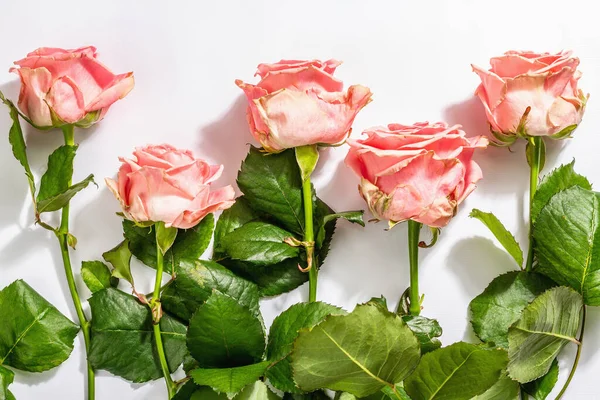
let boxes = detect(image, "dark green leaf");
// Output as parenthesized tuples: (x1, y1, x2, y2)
(156, 222, 178, 255)
(81, 261, 118, 293)
(37, 145, 77, 203)
(173, 381, 200, 400)
(404, 342, 508, 400)
(191, 361, 270, 397)
(402, 315, 443, 354)
(220, 222, 299, 266)
(522, 359, 559, 400)
(316, 211, 364, 249)
(235, 381, 280, 400)
(213, 197, 259, 258)
(267, 302, 346, 393)
(102, 240, 134, 286)
(0, 280, 79, 372)
(283, 392, 331, 400)
(366, 296, 388, 311)
(124, 214, 214, 273)
(237, 147, 304, 234)
(187, 292, 265, 368)
(534, 186, 600, 305)
(0, 365, 14, 400)
(292, 303, 420, 397)
(37, 173, 95, 213)
(508, 287, 583, 383)
(88, 288, 187, 382)
(295, 145, 319, 182)
(162, 259, 260, 322)
(531, 160, 591, 223)
(469, 271, 554, 348)
(469, 209, 523, 268)
(473, 373, 520, 400)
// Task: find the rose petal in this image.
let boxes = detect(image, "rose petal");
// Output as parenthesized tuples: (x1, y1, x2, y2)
(46, 75, 86, 123)
(10, 67, 53, 127)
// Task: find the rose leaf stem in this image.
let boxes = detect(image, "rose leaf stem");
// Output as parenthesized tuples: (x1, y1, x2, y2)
(57, 125, 95, 400)
(556, 306, 587, 399)
(153, 237, 176, 399)
(408, 220, 422, 316)
(525, 136, 543, 272)
(302, 177, 317, 302)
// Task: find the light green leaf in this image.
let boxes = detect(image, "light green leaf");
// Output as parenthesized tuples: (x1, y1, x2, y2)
(220, 222, 299, 266)
(507, 287, 583, 383)
(473, 373, 520, 400)
(534, 186, 600, 305)
(124, 214, 214, 273)
(292, 303, 420, 397)
(0, 365, 15, 400)
(522, 359, 559, 400)
(37, 173, 95, 213)
(315, 211, 365, 249)
(531, 160, 591, 223)
(187, 292, 265, 368)
(267, 302, 346, 393)
(102, 240, 134, 286)
(469, 271, 554, 348)
(191, 362, 270, 397)
(237, 147, 304, 234)
(162, 259, 260, 322)
(0, 280, 79, 372)
(402, 315, 443, 354)
(470, 209, 523, 268)
(404, 342, 508, 400)
(156, 222, 178, 255)
(295, 145, 319, 182)
(81, 261, 118, 293)
(37, 145, 77, 203)
(88, 288, 186, 382)
(213, 197, 259, 258)
(235, 381, 280, 400)
(191, 388, 229, 400)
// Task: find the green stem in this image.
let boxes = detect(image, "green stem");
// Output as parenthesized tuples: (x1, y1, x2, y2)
(408, 220, 422, 316)
(556, 306, 586, 399)
(525, 137, 543, 272)
(57, 125, 95, 400)
(153, 239, 176, 399)
(302, 177, 317, 302)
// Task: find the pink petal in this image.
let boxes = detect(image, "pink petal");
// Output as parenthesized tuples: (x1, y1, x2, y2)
(255, 59, 341, 78)
(46, 75, 86, 123)
(86, 72, 134, 112)
(472, 64, 507, 109)
(257, 65, 344, 93)
(10, 67, 53, 127)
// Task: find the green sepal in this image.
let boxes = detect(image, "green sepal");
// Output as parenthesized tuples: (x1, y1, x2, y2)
(155, 222, 178, 255)
(295, 145, 319, 182)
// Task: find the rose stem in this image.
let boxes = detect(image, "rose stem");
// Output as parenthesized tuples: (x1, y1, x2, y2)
(153, 236, 176, 398)
(525, 136, 543, 272)
(408, 220, 422, 316)
(58, 125, 95, 400)
(303, 177, 317, 302)
(556, 306, 586, 399)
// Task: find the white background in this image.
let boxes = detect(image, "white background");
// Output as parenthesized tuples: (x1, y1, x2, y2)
(0, 0, 599, 398)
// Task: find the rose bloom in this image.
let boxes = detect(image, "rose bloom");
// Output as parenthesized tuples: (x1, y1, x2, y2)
(236, 59, 372, 152)
(472, 51, 588, 141)
(10, 46, 134, 128)
(345, 122, 488, 228)
(106, 144, 236, 229)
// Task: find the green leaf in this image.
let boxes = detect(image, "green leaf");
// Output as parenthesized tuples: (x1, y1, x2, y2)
(124, 214, 214, 273)
(213, 197, 259, 258)
(507, 286, 583, 383)
(235, 381, 280, 400)
(534, 186, 600, 305)
(295, 145, 319, 182)
(237, 147, 304, 234)
(267, 302, 346, 393)
(173, 382, 229, 400)
(191, 361, 270, 397)
(315, 211, 365, 249)
(37, 173, 95, 213)
(81, 261, 118, 293)
(0, 280, 79, 372)
(283, 392, 330, 400)
(88, 288, 187, 382)
(156, 222, 178, 255)
(162, 259, 260, 322)
(0, 365, 15, 400)
(473, 373, 520, 400)
(404, 342, 508, 400)
(173, 381, 200, 400)
(36, 145, 77, 203)
(469, 209, 523, 268)
(292, 303, 420, 397)
(187, 292, 265, 368)
(4, 95, 36, 203)
(220, 222, 299, 266)
(402, 315, 443, 354)
(522, 359, 559, 400)
(531, 160, 591, 223)
(102, 240, 134, 286)
(469, 271, 555, 348)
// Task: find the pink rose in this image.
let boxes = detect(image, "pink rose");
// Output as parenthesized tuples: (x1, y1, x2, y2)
(10, 46, 134, 128)
(345, 122, 488, 228)
(106, 144, 236, 229)
(472, 51, 588, 142)
(236, 59, 372, 152)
